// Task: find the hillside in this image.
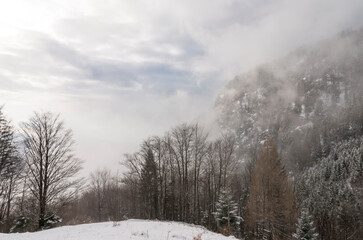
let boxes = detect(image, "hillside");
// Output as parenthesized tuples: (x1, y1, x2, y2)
(0, 220, 237, 240)
(215, 29, 363, 171)
(212, 29, 363, 239)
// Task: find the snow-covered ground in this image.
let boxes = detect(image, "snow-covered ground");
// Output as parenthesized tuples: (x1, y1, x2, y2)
(0, 219, 237, 240)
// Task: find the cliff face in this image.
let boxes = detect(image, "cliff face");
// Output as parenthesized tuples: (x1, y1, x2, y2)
(215, 30, 363, 171)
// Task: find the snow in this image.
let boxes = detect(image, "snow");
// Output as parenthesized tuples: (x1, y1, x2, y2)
(293, 121, 313, 133)
(300, 104, 305, 118)
(0, 219, 237, 240)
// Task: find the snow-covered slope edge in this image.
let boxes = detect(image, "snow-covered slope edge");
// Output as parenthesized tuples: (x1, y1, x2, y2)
(0, 219, 237, 240)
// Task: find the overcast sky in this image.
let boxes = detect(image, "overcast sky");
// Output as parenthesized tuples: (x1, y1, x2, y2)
(0, 0, 362, 175)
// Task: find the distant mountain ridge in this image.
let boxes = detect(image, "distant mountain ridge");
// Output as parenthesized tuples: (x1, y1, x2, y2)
(215, 29, 363, 171)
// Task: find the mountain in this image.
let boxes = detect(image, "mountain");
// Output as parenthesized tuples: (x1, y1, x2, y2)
(215, 29, 363, 171)
(0, 219, 238, 240)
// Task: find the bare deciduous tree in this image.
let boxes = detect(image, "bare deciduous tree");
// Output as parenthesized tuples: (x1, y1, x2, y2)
(21, 112, 82, 230)
(90, 169, 111, 222)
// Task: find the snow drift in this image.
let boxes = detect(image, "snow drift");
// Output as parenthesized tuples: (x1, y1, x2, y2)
(0, 219, 237, 240)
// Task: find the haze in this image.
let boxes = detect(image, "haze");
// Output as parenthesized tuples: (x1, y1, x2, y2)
(0, 0, 362, 175)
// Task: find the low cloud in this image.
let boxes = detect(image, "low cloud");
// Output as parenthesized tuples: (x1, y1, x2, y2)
(0, 0, 362, 174)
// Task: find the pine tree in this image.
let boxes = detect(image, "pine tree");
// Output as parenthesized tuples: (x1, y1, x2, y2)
(10, 216, 29, 233)
(297, 136, 363, 240)
(140, 148, 158, 219)
(42, 213, 62, 230)
(213, 189, 242, 236)
(0, 107, 22, 230)
(293, 209, 318, 240)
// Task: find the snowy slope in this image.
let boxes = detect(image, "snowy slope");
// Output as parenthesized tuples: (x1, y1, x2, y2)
(0, 219, 237, 240)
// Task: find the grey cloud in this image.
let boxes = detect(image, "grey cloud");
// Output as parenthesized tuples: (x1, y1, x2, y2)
(1, 0, 362, 174)
(0, 29, 204, 96)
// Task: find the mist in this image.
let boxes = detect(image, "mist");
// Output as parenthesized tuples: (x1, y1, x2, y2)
(1, 0, 363, 238)
(0, 0, 362, 174)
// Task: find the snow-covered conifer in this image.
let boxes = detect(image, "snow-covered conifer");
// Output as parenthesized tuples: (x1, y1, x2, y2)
(42, 213, 62, 230)
(10, 216, 29, 233)
(293, 209, 318, 240)
(213, 189, 241, 235)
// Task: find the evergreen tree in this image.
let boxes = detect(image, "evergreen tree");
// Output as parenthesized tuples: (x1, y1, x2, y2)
(42, 213, 62, 229)
(140, 148, 158, 219)
(0, 107, 18, 178)
(10, 216, 29, 233)
(0, 107, 22, 231)
(213, 189, 242, 236)
(297, 136, 363, 240)
(293, 209, 318, 240)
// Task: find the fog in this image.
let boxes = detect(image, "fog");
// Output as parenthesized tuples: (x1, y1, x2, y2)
(0, 0, 362, 175)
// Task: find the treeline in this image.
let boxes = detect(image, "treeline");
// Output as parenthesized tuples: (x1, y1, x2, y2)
(75, 121, 362, 239)
(1, 105, 362, 240)
(121, 123, 240, 226)
(74, 123, 243, 229)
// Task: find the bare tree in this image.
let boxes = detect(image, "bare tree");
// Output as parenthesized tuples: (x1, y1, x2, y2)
(21, 112, 82, 230)
(246, 137, 295, 240)
(191, 124, 208, 224)
(215, 134, 237, 194)
(90, 169, 111, 222)
(170, 123, 194, 222)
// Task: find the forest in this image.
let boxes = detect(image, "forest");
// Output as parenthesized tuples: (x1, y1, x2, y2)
(0, 109, 362, 239)
(1, 30, 363, 240)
